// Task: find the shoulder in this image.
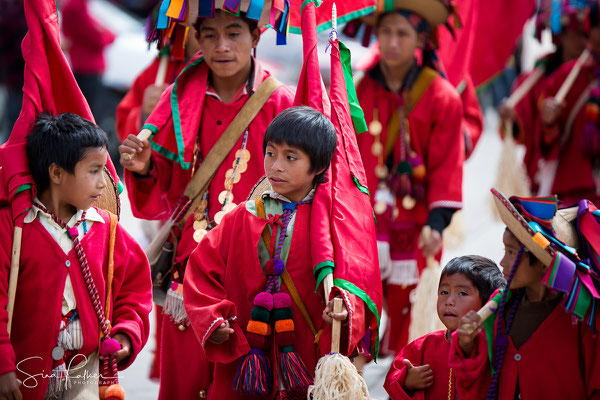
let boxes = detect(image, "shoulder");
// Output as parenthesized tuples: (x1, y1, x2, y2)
(428, 74, 461, 102)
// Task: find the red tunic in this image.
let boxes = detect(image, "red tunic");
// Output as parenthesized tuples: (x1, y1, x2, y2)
(183, 201, 367, 399)
(448, 304, 600, 400)
(115, 57, 186, 142)
(124, 58, 294, 399)
(0, 207, 152, 399)
(540, 60, 600, 203)
(385, 330, 458, 400)
(61, 0, 115, 75)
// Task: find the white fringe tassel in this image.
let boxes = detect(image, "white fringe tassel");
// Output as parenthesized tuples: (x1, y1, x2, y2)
(164, 287, 189, 325)
(307, 353, 370, 400)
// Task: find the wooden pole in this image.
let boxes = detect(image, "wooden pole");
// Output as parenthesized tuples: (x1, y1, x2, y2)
(555, 48, 590, 103)
(330, 298, 343, 353)
(7, 227, 23, 336)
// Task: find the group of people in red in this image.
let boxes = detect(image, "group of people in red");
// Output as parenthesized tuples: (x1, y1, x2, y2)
(0, 0, 600, 399)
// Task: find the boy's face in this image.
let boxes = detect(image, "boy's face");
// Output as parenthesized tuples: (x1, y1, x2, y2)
(437, 273, 482, 331)
(264, 141, 320, 202)
(376, 13, 422, 71)
(196, 12, 259, 80)
(500, 229, 545, 290)
(54, 147, 107, 211)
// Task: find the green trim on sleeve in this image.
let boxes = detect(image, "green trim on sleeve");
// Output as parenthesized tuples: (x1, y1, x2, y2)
(333, 278, 381, 360)
(313, 260, 335, 291)
(15, 184, 33, 195)
(352, 175, 370, 197)
(339, 41, 368, 134)
(116, 181, 124, 195)
(141, 123, 159, 136)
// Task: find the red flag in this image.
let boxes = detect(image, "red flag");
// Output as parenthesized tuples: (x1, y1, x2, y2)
(469, 0, 536, 88)
(0, 0, 120, 225)
(437, 0, 479, 87)
(296, 0, 382, 357)
(289, 0, 376, 33)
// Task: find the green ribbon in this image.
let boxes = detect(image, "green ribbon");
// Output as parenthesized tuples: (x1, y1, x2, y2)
(339, 41, 368, 134)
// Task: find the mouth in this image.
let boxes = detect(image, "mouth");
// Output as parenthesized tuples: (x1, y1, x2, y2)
(443, 311, 458, 318)
(268, 176, 286, 184)
(91, 194, 101, 202)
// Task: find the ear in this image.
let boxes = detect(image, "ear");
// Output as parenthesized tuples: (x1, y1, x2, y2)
(48, 163, 64, 185)
(416, 32, 427, 49)
(251, 28, 260, 48)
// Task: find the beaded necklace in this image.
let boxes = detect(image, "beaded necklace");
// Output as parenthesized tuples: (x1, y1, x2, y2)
(192, 129, 251, 243)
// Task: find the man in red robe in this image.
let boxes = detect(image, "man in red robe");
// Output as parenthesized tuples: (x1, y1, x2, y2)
(355, 0, 464, 354)
(119, 11, 294, 399)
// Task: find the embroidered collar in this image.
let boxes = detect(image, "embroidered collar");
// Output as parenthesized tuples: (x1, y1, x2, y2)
(261, 188, 316, 203)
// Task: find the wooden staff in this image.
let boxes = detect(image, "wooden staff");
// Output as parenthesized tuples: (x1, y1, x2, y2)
(460, 298, 499, 335)
(554, 48, 590, 103)
(7, 227, 23, 335)
(504, 66, 545, 110)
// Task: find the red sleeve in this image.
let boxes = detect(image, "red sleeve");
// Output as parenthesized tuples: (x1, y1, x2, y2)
(384, 339, 425, 400)
(426, 79, 464, 210)
(183, 207, 251, 364)
(461, 77, 483, 159)
(124, 154, 175, 220)
(62, 0, 115, 49)
(448, 330, 490, 400)
(109, 222, 152, 370)
(0, 210, 16, 375)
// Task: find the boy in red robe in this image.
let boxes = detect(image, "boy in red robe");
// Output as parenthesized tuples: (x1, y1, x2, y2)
(355, 0, 464, 354)
(384, 255, 504, 399)
(184, 106, 374, 399)
(118, 10, 294, 399)
(450, 189, 600, 399)
(0, 113, 151, 399)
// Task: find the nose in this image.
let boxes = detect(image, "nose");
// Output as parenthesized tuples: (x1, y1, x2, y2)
(215, 36, 230, 53)
(270, 156, 284, 172)
(98, 171, 107, 189)
(445, 293, 456, 307)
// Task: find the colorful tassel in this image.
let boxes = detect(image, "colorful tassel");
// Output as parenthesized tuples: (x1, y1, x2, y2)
(99, 338, 121, 357)
(279, 350, 313, 392)
(233, 349, 272, 395)
(104, 383, 126, 400)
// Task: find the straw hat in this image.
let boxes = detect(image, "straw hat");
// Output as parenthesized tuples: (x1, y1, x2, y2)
(372, 0, 452, 29)
(93, 168, 120, 217)
(491, 188, 578, 269)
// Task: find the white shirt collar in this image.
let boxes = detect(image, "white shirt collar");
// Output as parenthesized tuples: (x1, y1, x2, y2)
(24, 199, 105, 225)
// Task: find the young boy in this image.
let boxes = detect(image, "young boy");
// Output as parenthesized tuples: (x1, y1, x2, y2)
(0, 112, 152, 399)
(450, 190, 600, 399)
(183, 107, 373, 399)
(119, 10, 294, 398)
(384, 255, 505, 399)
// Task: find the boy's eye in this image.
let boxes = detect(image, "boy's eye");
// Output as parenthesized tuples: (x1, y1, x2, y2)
(439, 290, 448, 295)
(266, 151, 274, 157)
(287, 155, 297, 161)
(458, 291, 469, 296)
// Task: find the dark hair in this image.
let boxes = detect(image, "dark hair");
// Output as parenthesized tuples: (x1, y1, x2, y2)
(441, 255, 506, 305)
(195, 10, 259, 34)
(26, 112, 108, 193)
(263, 106, 337, 184)
(504, 228, 540, 266)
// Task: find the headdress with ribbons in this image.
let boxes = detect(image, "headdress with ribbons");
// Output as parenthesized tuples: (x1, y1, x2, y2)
(149, 0, 292, 47)
(535, 0, 587, 39)
(491, 188, 600, 330)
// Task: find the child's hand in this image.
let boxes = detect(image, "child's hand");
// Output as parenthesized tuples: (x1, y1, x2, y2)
(402, 359, 433, 391)
(99, 333, 132, 364)
(208, 320, 234, 344)
(457, 310, 483, 357)
(0, 371, 22, 400)
(322, 297, 348, 325)
(119, 134, 152, 174)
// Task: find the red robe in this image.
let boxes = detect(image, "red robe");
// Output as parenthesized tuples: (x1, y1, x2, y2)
(356, 66, 464, 353)
(448, 304, 600, 400)
(183, 201, 367, 399)
(115, 57, 187, 142)
(124, 57, 294, 399)
(0, 207, 152, 399)
(540, 60, 600, 203)
(385, 330, 458, 400)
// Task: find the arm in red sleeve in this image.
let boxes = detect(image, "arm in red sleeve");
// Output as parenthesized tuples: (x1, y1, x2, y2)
(109, 223, 152, 370)
(0, 210, 16, 375)
(384, 340, 424, 400)
(448, 330, 490, 400)
(183, 207, 251, 364)
(461, 77, 483, 159)
(426, 80, 464, 210)
(124, 154, 174, 220)
(583, 317, 600, 399)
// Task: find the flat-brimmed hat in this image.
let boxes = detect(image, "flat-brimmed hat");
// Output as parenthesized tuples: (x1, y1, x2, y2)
(373, 0, 452, 29)
(492, 188, 600, 328)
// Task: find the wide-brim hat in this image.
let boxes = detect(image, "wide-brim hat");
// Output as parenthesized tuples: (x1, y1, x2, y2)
(491, 188, 578, 270)
(361, 0, 451, 29)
